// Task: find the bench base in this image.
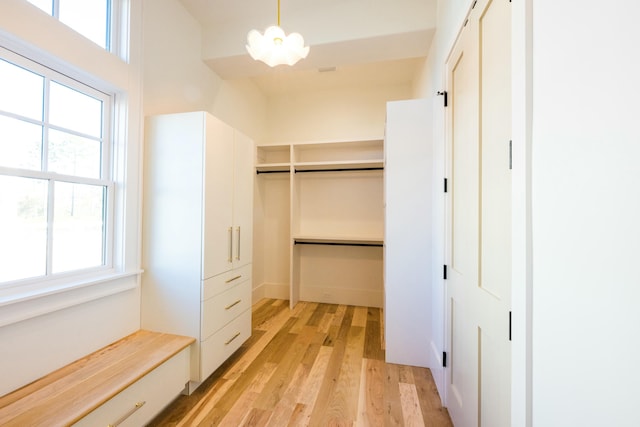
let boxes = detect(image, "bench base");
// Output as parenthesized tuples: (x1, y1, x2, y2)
(0, 330, 195, 427)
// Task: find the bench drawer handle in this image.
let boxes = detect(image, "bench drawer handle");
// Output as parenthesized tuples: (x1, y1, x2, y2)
(108, 401, 146, 427)
(225, 275, 242, 284)
(225, 299, 242, 310)
(224, 332, 241, 345)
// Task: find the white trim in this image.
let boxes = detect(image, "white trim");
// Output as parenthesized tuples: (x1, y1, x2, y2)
(0, 270, 141, 327)
(112, 0, 130, 63)
(510, 0, 533, 426)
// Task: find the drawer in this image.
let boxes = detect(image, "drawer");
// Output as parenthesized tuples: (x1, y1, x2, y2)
(202, 264, 252, 301)
(74, 347, 190, 427)
(202, 279, 251, 341)
(200, 310, 251, 381)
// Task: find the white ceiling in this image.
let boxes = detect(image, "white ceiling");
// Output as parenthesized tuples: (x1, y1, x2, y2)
(178, 0, 437, 94)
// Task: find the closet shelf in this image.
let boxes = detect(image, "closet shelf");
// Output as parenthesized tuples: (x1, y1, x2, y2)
(293, 235, 384, 246)
(256, 163, 290, 174)
(293, 159, 384, 172)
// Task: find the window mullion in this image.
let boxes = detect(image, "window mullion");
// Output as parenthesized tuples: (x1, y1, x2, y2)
(102, 96, 112, 181)
(52, 0, 60, 20)
(42, 75, 52, 278)
(105, 0, 113, 52)
(46, 179, 55, 276)
(42, 77, 51, 172)
(103, 183, 114, 267)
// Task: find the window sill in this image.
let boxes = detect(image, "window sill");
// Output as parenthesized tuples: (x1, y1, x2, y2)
(0, 270, 142, 328)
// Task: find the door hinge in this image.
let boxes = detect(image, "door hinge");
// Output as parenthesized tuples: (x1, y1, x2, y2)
(437, 90, 448, 107)
(509, 311, 512, 341)
(444, 178, 448, 193)
(443, 265, 448, 280)
(443, 351, 447, 367)
(509, 140, 513, 170)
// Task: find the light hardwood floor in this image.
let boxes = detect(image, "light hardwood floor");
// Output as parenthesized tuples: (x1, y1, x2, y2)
(149, 299, 452, 426)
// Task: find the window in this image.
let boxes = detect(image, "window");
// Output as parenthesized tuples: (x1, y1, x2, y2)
(25, 0, 112, 50)
(0, 48, 113, 286)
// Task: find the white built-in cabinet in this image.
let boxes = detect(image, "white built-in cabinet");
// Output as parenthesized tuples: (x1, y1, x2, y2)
(254, 139, 384, 308)
(384, 99, 433, 368)
(142, 111, 253, 392)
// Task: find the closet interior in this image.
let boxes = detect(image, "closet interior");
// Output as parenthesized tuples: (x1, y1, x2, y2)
(254, 139, 385, 309)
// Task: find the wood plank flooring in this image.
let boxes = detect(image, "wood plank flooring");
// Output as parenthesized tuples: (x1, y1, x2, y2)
(149, 299, 452, 426)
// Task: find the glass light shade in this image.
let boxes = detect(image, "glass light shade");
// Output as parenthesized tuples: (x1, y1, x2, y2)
(246, 26, 310, 67)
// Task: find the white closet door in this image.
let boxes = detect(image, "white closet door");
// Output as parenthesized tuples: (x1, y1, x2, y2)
(232, 130, 254, 268)
(384, 98, 433, 368)
(203, 114, 234, 279)
(445, 21, 480, 427)
(445, 0, 512, 426)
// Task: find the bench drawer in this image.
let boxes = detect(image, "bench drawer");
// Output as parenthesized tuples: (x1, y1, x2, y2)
(200, 310, 251, 380)
(74, 347, 190, 427)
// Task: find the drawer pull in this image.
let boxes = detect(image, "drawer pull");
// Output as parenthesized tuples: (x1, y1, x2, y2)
(225, 299, 242, 310)
(108, 401, 146, 427)
(225, 332, 241, 345)
(225, 275, 242, 284)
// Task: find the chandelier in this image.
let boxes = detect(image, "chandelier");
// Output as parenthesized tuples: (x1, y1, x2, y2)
(246, 0, 310, 67)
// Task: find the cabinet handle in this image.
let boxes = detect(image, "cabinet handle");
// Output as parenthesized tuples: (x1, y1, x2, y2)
(224, 332, 241, 345)
(236, 226, 241, 261)
(225, 275, 242, 284)
(228, 227, 233, 263)
(107, 401, 146, 427)
(225, 299, 242, 310)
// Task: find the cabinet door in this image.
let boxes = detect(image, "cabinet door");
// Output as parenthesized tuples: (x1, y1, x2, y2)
(232, 131, 254, 268)
(384, 99, 433, 368)
(203, 115, 234, 279)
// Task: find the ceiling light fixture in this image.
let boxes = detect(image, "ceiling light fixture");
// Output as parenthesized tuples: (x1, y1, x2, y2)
(246, 0, 310, 67)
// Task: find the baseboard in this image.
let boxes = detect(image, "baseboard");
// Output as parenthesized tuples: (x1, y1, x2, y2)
(252, 283, 266, 304)
(430, 339, 445, 404)
(257, 282, 383, 308)
(261, 282, 289, 300)
(300, 286, 383, 308)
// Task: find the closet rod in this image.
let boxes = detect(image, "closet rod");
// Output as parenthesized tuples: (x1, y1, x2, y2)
(256, 170, 291, 175)
(294, 241, 383, 247)
(295, 167, 384, 173)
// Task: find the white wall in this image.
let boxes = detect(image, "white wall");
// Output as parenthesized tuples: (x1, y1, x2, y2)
(531, 1, 640, 426)
(142, 0, 267, 141)
(0, 0, 144, 396)
(263, 84, 411, 144)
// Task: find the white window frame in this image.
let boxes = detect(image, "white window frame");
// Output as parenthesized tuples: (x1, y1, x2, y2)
(25, 0, 115, 53)
(0, 46, 116, 288)
(0, 0, 139, 328)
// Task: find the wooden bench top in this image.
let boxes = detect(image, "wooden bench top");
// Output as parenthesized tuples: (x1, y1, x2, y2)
(0, 329, 194, 427)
